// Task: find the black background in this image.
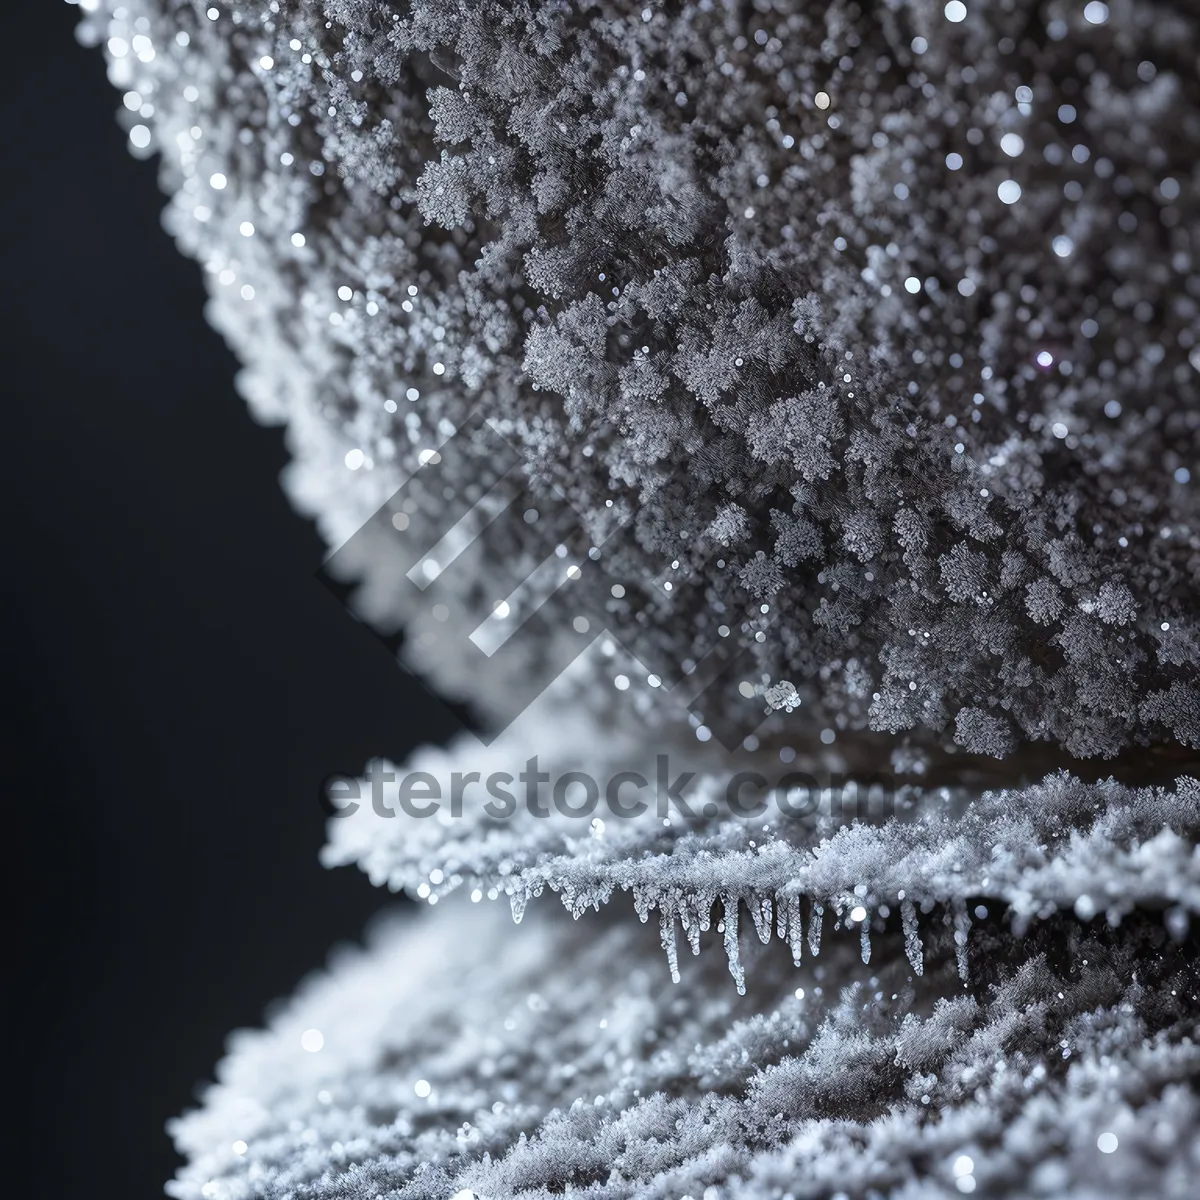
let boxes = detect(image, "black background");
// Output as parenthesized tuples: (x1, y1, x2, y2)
(9, 5, 454, 1194)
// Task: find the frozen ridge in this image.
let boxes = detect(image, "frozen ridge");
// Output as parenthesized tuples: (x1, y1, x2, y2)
(325, 727, 1200, 989)
(166, 900, 1200, 1200)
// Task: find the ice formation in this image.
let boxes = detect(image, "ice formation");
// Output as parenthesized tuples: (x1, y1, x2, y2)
(74, 0, 1200, 1194)
(167, 901, 1200, 1200)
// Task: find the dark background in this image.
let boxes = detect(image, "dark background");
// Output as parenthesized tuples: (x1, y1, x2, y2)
(8, 5, 455, 1194)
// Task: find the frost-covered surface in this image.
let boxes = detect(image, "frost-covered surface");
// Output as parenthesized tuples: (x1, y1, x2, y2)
(77, 0, 1199, 757)
(75, 0, 1200, 1195)
(325, 724, 1200, 986)
(168, 901, 1200, 1200)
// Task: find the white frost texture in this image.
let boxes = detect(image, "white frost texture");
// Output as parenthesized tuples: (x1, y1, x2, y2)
(168, 900, 1200, 1200)
(76, 0, 1200, 1196)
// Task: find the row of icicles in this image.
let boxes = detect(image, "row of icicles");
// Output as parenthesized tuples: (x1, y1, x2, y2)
(507, 885, 978, 994)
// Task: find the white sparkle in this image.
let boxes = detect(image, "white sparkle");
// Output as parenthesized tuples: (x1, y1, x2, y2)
(997, 179, 1022, 204)
(300, 1028, 324, 1052)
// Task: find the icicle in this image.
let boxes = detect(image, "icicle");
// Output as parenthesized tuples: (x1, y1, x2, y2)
(750, 893, 773, 944)
(807, 902, 824, 957)
(660, 906, 680, 983)
(952, 899, 971, 982)
(900, 898, 924, 976)
(786, 894, 803, 966)
(723, 895, 745, 994)
(776, 892, 788, 941)
(509, 890, 527, 924)
(681, 900, 702, 956)
(860, 920, 871, 965)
